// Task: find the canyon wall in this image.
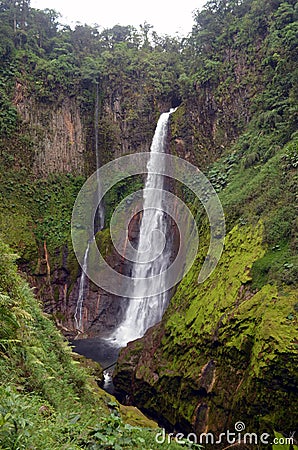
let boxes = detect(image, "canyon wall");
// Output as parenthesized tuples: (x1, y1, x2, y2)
(113, 222, 297, 440)
(14, 84, 86, 176)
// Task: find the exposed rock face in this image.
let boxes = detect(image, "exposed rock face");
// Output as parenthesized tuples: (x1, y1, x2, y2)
(30, 239, 131, 339)
(14, 84, 86, 176)
(13, 83, 176, 178)
(29, 211, 143, 338)
(22, 97, 180, 338)
(169, 53, 262, 171)
(113, 223, 298, 440)
(97, 92, 177, 165)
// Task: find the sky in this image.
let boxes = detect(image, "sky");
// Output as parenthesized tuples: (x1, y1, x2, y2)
(30, 0, 207, 36)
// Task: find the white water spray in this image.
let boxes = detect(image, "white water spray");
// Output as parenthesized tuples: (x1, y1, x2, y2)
(111, 108, 176, 346)
(74, 241, 90, 331)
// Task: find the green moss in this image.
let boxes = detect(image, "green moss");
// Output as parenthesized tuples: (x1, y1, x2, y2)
(119, 405, 158, 428)
(66, 241, 80, 285)
(251, 243, 298, 289)
(96, 227, 113, 258)
(167, 222, 265, 340)
(117, 221, 297, 436)
(170, 104, 186, 142)
(0, 205, 37, 264)
(103, 175, 143, 227)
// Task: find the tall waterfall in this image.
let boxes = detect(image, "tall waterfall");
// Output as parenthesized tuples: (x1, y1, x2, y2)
(111, 108, 176, 346)
(95, 81, 104, 230)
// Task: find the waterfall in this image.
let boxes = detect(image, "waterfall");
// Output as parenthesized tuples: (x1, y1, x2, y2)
(74, 241, 90, 331)
(110, 108, 176, 346)
(103, 370, 115, 394)
(95, 81, 105, 230)
(74, 82, 104, 331)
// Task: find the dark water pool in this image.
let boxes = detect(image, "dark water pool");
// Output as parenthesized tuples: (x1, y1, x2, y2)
(71, 337, 122, 394)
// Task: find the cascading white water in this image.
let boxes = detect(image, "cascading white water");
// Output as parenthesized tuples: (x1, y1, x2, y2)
(103, 370, 115, 394)
(74, 198, 104, 332)
(74, 241, 90, 331)
(111, 108, 176, 346)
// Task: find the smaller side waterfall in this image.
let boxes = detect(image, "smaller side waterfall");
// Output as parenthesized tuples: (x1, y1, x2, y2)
(74, 242, 90, 331)
(95, 81, 104, 231)
(74, 82, 104, 331)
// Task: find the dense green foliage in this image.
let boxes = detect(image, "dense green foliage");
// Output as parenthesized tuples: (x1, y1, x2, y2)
(0, 0, 297, 447)
(0, 238, 188, 449)
(173, 0, 298, 288)
(0, 0, 184, 266)
(0, 168, 85, 279)
(0, 0, 297, 269)
(0, 0, 182, 143)
(114, 222, 297, 446)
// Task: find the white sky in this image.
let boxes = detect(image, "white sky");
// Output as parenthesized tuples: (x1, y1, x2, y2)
(30, 0, 207, 36)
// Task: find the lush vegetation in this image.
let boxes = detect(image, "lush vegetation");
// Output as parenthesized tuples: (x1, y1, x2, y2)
(0, 0, 297, 447)
(0, 0, 182, 145)
(111, 0, 297, 446)
(170, 0, 298, 288)
(1, 0, 296, 271)
(0, 0, 184, 268)
(0, 238, 190, 449)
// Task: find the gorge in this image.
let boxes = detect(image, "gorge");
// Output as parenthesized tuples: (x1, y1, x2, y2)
(73, 108, 178, 391)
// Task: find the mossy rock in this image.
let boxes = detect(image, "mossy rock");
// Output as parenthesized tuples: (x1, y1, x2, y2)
(119, 405, 158, 428)
(114, 222, 298, 441)
(71, 352, 104, 384)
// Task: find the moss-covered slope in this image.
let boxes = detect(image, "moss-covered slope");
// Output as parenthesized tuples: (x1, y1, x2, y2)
(0, 238, 183, 449)
(114, 221, 297, 443)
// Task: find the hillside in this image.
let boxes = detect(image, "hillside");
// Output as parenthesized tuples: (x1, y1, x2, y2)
(0, 238, 185, 448)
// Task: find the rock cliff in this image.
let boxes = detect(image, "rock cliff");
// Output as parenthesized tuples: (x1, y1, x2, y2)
(113, 223, 297, 439)
(14, 84, 86, 176)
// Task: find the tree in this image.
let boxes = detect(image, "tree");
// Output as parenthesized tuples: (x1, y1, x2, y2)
(0, 0, 30, 31)
(99, 25, 140, 49)
(139, 21, 153, 48)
